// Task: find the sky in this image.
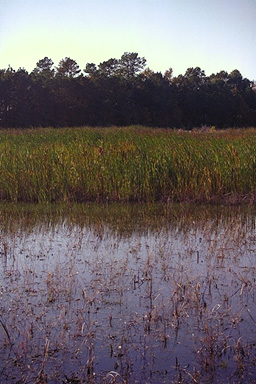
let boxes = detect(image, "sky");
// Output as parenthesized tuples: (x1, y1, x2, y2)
(0, 0, 255, 80)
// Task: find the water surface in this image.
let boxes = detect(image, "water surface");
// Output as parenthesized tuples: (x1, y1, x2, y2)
(0, 203, 256, 383)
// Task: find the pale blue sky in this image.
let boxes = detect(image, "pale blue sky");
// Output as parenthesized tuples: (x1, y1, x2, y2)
(0, 0, 255, 79)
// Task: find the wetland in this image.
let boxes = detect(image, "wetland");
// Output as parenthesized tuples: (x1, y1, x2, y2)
(0, 202, 256, 383)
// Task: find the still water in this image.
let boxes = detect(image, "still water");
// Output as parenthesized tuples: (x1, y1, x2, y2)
(0, 203, 256, 383)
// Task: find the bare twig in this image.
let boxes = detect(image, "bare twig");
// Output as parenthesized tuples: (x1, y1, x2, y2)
(0, 317, 12, 344)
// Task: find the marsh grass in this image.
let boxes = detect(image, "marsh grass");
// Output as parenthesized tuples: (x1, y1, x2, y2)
(0, 203, 256, 383)
(1, 126, 256, 203)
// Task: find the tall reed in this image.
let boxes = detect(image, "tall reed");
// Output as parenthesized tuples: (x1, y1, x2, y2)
(0, 126, 256, 203)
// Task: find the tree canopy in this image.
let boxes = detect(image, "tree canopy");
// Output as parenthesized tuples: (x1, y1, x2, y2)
(0, 52, 255, 128)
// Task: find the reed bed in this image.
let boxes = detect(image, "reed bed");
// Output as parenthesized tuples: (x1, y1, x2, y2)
(0, 126, 256, 203)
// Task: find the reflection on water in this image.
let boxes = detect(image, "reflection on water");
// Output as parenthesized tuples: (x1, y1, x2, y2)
(0, 203, 256, 383)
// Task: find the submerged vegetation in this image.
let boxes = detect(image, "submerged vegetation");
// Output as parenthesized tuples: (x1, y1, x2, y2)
(1, 126, 256, 203)
(0, 203, 256, 383)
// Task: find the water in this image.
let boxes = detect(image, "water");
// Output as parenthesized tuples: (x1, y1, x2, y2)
(0, 203, 256, 383)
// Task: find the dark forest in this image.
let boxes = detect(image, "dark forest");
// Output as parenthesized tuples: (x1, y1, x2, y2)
(1, 52, 255, 128)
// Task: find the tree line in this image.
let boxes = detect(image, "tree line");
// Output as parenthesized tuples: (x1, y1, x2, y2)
(0, 52, 255, 128)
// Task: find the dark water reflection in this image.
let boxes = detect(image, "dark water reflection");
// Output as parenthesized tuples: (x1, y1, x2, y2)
(0, 203, 256, 383)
